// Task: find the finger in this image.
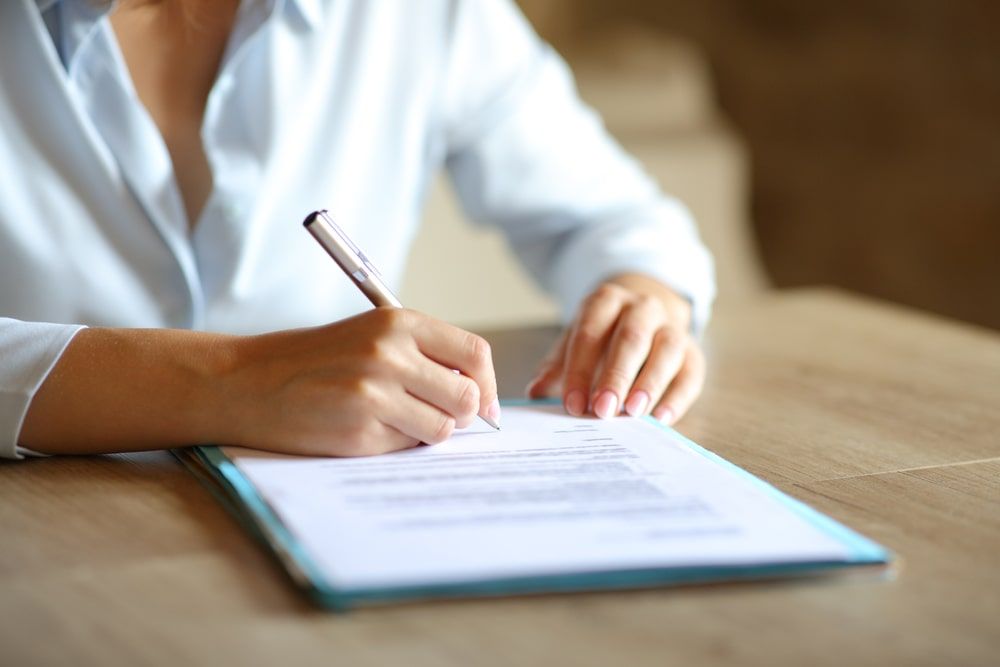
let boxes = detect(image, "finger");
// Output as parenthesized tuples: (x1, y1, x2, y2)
(382, 388, 459, 445)
(590, 296, 661, 419)
(561, 285, 627, 416)
(344, 421, 419, 457)
(408, 314, 499, 425)
(314, 395, 418, 457)
(526, 328, 569, 398)
(652, 343, 706, 425)
(623, 326, 687, 417)
(401, 358, 482, 428)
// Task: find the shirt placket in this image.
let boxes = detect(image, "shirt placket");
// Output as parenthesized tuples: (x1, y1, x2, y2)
(64, 0, 281, 330)
(192, 0, 278, 315)
(68, 12, 205, 329)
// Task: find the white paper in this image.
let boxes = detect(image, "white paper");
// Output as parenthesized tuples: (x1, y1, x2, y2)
(225, 404, 850, 590)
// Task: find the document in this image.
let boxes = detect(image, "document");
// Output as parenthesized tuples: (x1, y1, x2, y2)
(222, 404, 870, 592)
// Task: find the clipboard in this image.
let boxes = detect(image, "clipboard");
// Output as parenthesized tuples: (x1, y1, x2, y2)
(176, 401, 892, 611)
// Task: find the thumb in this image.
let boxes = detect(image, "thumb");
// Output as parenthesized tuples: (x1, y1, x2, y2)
(525, 331, 569, 398)
(526, 361, 564, 398)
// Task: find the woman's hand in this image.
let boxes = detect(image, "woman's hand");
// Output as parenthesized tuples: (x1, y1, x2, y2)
(526, 274, 705, 424)
(226, 308, 500, 456)
(20, 308, 499, 457)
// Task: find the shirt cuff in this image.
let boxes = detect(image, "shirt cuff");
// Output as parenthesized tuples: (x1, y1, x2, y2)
(0, 319, 86, 459)
(545, 202, 717, 337)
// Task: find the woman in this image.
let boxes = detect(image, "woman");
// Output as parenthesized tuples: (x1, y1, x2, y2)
(0, 0, 715, 458)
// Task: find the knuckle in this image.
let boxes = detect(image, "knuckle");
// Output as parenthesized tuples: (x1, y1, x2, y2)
(367, 307, 395, 331)
(656, 326, 682, 351)
(366, 336, 395, 362)
(377, 307, 413, 330)
(616, 324, 646, 348)
(354, 332, 380, 358)
(574, 326, 604, 348)
(357, 346, 395, 379)
(348, 377, 382, 411)
(456, 379, 481, 417)
(600, 366, 633, 390)
(428, 414, 455, 444)
(563, 369, 592, 390)
(582, 291, 603, 309)
(592, 283, 623, 302)
(635, 293, 660, 310)
(398, 308, 422, 328)
(465, 333, 492, 368)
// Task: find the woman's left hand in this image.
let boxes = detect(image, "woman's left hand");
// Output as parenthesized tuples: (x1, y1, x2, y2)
(526, 274, 705, 424)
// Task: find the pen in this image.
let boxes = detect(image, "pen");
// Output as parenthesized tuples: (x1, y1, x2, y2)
(303, 209, 500, 430)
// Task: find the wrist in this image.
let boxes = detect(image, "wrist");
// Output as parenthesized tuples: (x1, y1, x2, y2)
(194, 332, 251, 446)
(20, 327, 247, 454)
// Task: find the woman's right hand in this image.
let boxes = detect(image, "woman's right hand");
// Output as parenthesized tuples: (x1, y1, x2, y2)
(19, 308, 499, 457)
(223, 308, 500, 456)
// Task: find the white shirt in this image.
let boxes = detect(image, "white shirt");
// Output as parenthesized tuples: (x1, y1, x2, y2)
(0, 0, 716, 458)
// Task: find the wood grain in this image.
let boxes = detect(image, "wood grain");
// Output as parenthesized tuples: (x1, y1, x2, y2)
(2, 288, 998, 666)
(683, 289, 1000, 485)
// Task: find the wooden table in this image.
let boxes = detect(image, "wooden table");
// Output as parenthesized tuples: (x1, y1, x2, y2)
(2, 288, 998, 666)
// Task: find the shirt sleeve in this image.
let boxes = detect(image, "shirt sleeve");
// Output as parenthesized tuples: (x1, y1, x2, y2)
(441, 0, 716, 333)
(0, 318, 85, 459)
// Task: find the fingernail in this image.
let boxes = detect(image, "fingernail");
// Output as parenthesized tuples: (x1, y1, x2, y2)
(624, 390, 650, 417)
(487, 399, 502, 426)
(657, 406, 676, 424)
(593, 390, 618, 419)
(565, 389, 586, 417)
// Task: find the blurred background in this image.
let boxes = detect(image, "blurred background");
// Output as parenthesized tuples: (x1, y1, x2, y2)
(402, 0, 1000, 332)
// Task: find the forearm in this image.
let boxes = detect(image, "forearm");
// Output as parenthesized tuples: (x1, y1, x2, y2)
(16, 309, 502, 458)
(18, 327, 239, 454)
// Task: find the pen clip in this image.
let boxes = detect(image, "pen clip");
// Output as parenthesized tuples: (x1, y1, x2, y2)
(304, 209, 403, 309)
(315, 211, 384, 281)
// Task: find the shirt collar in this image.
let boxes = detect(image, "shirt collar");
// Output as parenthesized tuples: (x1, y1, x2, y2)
(36, 0, 323, 73)
(36, 0, 111, 73)
(286, 0, 323, 30)
(36, 0, 324, 29)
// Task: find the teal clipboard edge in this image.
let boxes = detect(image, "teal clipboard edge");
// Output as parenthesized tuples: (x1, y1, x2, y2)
(178, 399, 892, 611)
(644, 417, 891, 563)
(509, 397, 892, 564)
(177, 446, 332, 598)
